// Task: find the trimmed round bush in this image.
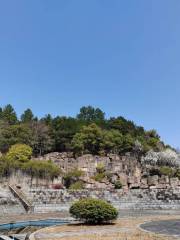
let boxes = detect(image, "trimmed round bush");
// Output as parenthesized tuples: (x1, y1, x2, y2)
(69, 198, 118, 224)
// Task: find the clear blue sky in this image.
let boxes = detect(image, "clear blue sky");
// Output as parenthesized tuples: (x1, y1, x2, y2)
(0, 1, 180, 148)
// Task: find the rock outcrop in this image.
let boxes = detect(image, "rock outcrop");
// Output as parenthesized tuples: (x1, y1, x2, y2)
(35, 152, 180, 190)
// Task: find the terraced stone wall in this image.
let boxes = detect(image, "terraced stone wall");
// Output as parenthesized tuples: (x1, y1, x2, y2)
(25, 188, 180, 213)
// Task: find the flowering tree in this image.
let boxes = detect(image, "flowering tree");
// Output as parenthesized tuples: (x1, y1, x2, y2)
(141, 150, 159, 166)
(141, 149, 180, 167)
(158, 149, 180, 167)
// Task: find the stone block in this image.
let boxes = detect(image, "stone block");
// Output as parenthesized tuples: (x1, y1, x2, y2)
(159, 175, 169, 184)
(140, 184, 149, 189)
(129, 183, 140, 189)
(148, 175, 159, 186)
(141, 178, 148, 185)
(119, 174, 128, 186)
(170, 177, 179, 187)
(156, 184, 168, 189)
(127, 177, 134, 184)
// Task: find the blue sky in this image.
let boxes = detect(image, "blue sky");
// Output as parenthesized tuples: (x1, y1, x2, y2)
(0, 1, 180, 147)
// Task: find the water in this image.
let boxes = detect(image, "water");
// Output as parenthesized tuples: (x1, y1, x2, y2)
(0, 219, 69, 231)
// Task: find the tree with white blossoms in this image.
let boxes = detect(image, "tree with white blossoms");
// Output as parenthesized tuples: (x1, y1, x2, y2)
(141, 150, 159, 166)
(141, 149, 180, 167)
(158, 149, 180, 167)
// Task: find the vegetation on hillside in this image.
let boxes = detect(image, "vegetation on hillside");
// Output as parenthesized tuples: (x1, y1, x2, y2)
(0, 143, 60, 182)
(0, 104, 164, 156)
(0, 104, 179, 183)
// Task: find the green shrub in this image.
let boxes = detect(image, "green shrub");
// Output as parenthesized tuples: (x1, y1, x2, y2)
(23, 160, 61, 180)
(69, 181, 84, 190)
(96, 163, 105, 173)
(63, 168, 84, 188)
(159, 166, 175, 177)
(69, 198, 118, 224)
(93, 172, 106, 182)
(114, 180, 122, 189)
(6, 144, 32, 165)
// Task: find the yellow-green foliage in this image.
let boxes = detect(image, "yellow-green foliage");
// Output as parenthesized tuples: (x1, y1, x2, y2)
(93, 172, 106, 182)
(2, 143, 60, 180)
(6, 144, 32, 164)
(159, 166, 175, 177)
(96, 163, 105, 173)
(23, 160, 61, 180)
(69, 181, 84, 190)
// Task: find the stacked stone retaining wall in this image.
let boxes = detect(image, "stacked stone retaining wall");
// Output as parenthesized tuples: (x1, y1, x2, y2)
(25, 188, 180, 213)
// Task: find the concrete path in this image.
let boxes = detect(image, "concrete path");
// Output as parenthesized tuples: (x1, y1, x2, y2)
(141, 219, 180, 237)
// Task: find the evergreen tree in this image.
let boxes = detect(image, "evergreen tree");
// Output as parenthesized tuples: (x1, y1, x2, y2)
(1, 104, 17, 125)
(77, 106, 105, 122)
(21, 108, 34, 123)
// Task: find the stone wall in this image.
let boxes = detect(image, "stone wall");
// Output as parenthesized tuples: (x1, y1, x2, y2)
(35, 152, 180, 190)
(1, 152, 180, 190)
(0, 187, 26, 216)
(36, 152, 142, 188)
(25, 187, 180, 213)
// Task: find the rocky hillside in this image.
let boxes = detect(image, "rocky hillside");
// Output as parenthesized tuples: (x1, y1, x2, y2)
(36, 149, 180, 190)
(0, 104, 178, 191)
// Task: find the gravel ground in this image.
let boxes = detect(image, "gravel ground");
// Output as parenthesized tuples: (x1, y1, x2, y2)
(30, 215, 180, 240)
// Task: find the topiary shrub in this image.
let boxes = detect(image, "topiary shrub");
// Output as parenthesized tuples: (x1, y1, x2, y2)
(69, 198, 118, 224)
(114, 180, 122, 189)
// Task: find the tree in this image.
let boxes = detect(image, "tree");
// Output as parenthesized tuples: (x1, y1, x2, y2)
(141, 149, 180, 167)
(6, 144, 32, 167)
(30, 121, 53, 156)
(0, 123, 33, 153)
(0, 107, 2, 119)
(1, 104, 17, 125)
(72, 123, 104, 155)
(21, 108, 34, 123)
(51, 117, 81, 152)
(41, 114, 53, 126)
(70, 198, 118, 224)
(107, 117, 136, 135)
(118, 134, 134, 153)
(77, 106, 105, 122)
(101, 130, 123, 154)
